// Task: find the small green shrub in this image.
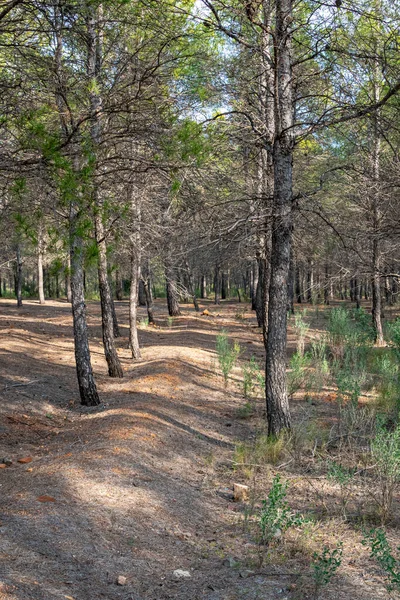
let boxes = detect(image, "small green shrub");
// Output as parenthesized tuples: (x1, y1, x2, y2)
(258, 474, 305, 563)
(288, 351, 313, 398)
(139, 317, 149, 328)
(328, 307, 351, 359)
(167, 316, 174, 328)
(311, 542, 343, 599)
(370, 423, 400, 524)
(242, 357, 264, 399)
(363, 528, 400, 593)
(351, 307, 375, 341)
(294, 310, 309, 356)
(374, 354, 400, 417)
(236, 401, 254, 419)
(386, 318, 400, 360)
(234, 433, 287, 471)
(216, 330, 240, 387)
(334, 401, 376, 446)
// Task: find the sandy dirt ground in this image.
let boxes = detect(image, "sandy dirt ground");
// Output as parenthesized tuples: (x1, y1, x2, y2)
(0, 298, 395, 599)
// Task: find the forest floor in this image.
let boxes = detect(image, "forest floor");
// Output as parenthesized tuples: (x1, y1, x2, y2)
(0, 298, 396, 600)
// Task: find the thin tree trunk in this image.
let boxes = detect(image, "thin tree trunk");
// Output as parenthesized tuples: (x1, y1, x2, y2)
(295, 264, 302, 303)
(251, 261, 258, 310)
(143, 276, 155, 324)
(16, 245, 23, 308)
(95, 216, 123, 376)
(70, 197, 100, 406)
(165, 261, 181, 316)
(111, 295, 120, 338)
(37, 227, 45, 304)
(214, 263, 220, 305)
(200, 274, 207, 299)
(221, 272, 227, 300)
(129, 187, 142, 359)
(138, 279, 146, 306)
(115, 268, 123, 301)
(184, 258, 200, 312)
(371, 57, 384, 346)
(355, 278, 361, 309)
(287, 245, 295, 314)
(324, 263, 330, 305)
(307, 259, 313, 303)
(265, 0, 293, 436)
(88, 4, 123, 377)
(65, 255, 72, 302)
(129, 250, 141, 359)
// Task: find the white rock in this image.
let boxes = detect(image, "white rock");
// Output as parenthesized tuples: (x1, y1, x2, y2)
(173, 569, 191, 580)
(117, 576, 127, 586)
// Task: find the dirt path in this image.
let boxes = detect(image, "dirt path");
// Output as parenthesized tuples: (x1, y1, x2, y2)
(0, 299, 393, 599)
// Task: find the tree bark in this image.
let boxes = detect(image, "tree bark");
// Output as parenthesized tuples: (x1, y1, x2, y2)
(129, 188, 142, 359)
(115, 268, 123, 301)
(200, 274, 207, 299)
(251, 261, 258, 310)
(287, 245, 295, 314)
(184, 258, 200, 312)
(111, 295, 120, 338)
(138, 279, 146, 306)
(214, 263, 220, 305)
(129, 250, 141, 359)
(165, 261, 181, 316)
(65, 255, 72, 302)
(88, 4, 123, 377)
(70, 197, 100, 406)
(307, 258, 313, 303)
(371, 57, 384, 346)
(37, 226, 45, 304)
(324, 263, 330, 305)
(265, 0, 293, 436)
(143, 277, 155, 324)
(15, 244, 23, 308)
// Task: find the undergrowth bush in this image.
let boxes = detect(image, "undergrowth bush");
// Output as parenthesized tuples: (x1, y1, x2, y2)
(257, 474, 306, 564)
(294, 310, 309, 356)
(311, 542, 343, 600)
(370, 422, 400, 524)
(234, 432, 287, 473)
(363, 528, 400, 593)
(242, 356, 264, 399)
(216, 330, 240, 387)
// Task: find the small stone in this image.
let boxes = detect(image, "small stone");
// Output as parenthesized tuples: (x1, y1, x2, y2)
(233, 483, 249, 502)
(18, 457, 32, 464)
(0, 464, 6, 469)
(239, 570, 254, 579)
(2, 458, 12, 466)
(273, 528, 282, 539)
(223, 557, 238, 568)
(172, 569, 191, 580)
(117, 576, 127, 586)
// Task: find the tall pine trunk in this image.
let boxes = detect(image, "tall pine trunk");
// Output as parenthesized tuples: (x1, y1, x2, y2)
(70, 198, 100, 406)
(15, 244, 23, 308)
(129, 192, 141, 359)
(37, 225, 45, 304)
(371, 58, 384, 346)
(88, 4, 122, 377)
(165, 261, 181, 316)
(265, 0, 293, 435)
